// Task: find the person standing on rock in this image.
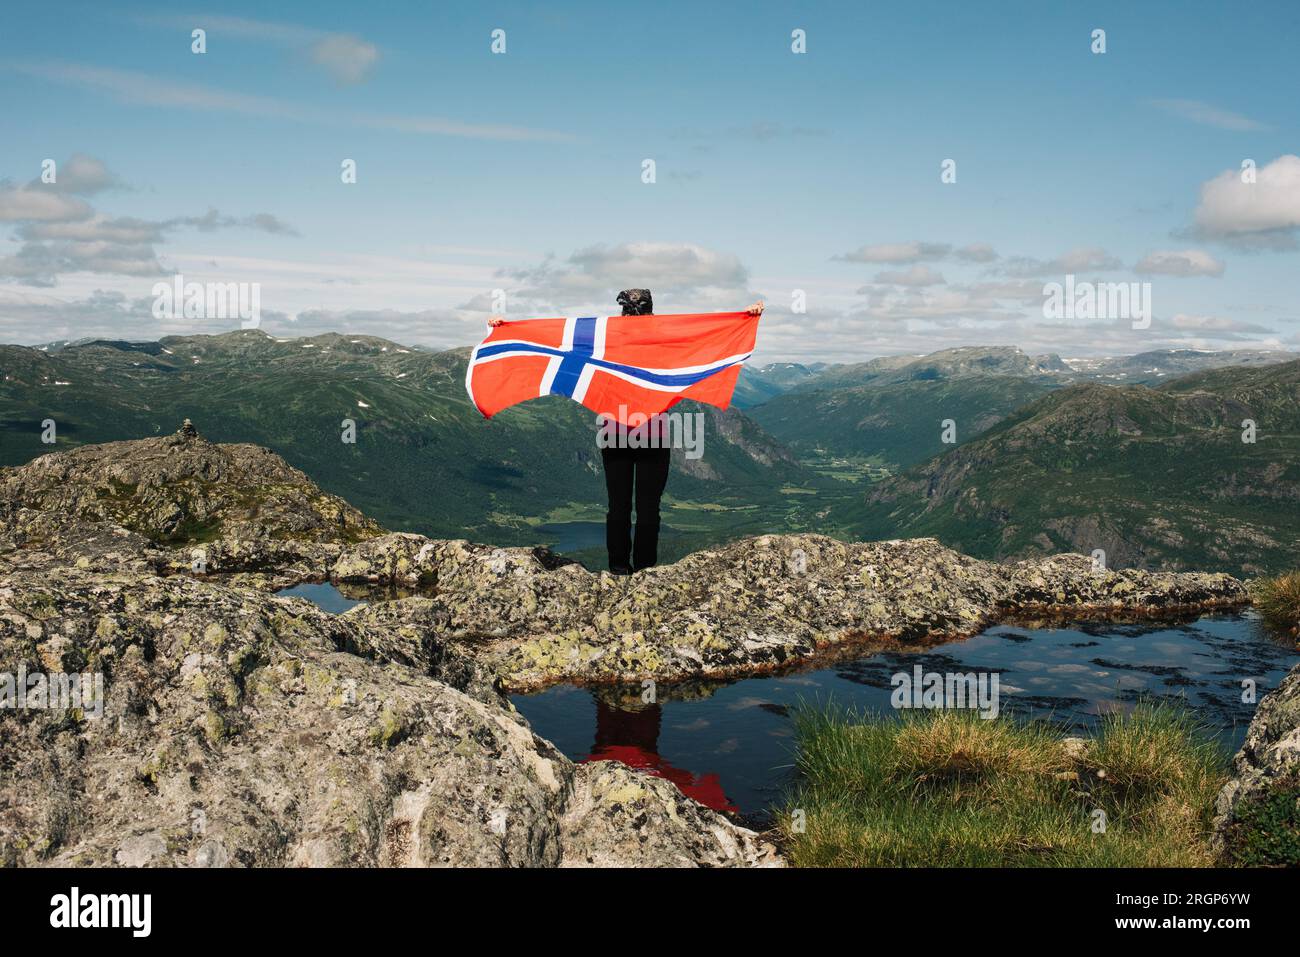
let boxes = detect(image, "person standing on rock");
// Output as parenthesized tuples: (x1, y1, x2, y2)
(490, 289, 763, 574)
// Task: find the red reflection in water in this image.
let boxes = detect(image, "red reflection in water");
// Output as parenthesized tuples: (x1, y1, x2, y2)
(581, 700, 737, 813)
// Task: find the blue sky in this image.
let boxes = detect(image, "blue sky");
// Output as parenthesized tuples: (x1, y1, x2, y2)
(1, 0, 1297, 361)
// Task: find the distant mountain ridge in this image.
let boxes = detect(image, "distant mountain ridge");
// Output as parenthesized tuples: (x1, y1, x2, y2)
(1061, 349, 1298, 382)
(792, 345, 1298, 391)
(4, 331, 1297, 573)
(750, 345, 1299, 472)
(793, 346, 1069, 392)
(732, 361, 824, 408)
(851, 360, 1300, 576)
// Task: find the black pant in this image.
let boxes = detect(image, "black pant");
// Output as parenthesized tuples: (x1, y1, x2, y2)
(601, 446, 671, 571)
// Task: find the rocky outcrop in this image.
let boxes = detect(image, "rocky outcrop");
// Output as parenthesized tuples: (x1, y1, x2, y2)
(0, 430, 1255, 868)
(0, 565, 776, 867)
(334, 531, 1246, 690)
(560, 762, 781, 867)
(0, 422, 382, 549)
(1212, 662, 1300, 865)
(0, 429, 783, 868)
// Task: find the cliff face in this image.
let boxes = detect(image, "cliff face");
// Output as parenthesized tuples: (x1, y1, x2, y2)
(0, 424, 1287, 868)
(1213, 666, 1300, 865)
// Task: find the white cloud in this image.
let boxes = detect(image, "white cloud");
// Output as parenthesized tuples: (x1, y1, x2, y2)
(852, 282, 1029, 325)
(0, 288, 183, 341)
(501, 242, 753, 314)
(0, 187, 92, 223)
(873, 265, 946, 287)
(1169, 313, 1274, 334)
(31, 153, 124, 195)
(0, 240, 161, 282)
(165, 209, 299, 236)
(1192, 154, 1300, 248)
(997, 247, 1123, 277)
(18, 216, 161, 244)
(0, 156, 298, 285)
(1134, 249, 1224, 277)
(309, 34, 379, 84)
(0, 286, 474, 351)
(954, 243, 998, 263)
(748, 303, 1290, 364)
(836, 241, 952, 264)
(0, 239, 1289, 363)
(168, 14, 318, 44)
(835, 241, 998, 266)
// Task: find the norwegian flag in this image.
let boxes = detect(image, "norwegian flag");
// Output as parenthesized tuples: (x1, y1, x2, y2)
(465, 311, 759, 425)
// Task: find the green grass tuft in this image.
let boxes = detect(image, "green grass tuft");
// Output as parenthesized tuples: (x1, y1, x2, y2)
(779, 702, 1229, 867)
(1250, 571, 1300, 635)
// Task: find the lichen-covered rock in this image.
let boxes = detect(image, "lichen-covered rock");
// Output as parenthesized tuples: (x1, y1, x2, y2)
(330, 532, 440, 585)
(559, 762, 782, 868)
(1212, 661, 1300, 865)
(0, 507, 158, 576)
(341, 596, 500, 705)
(0, 567, 549, 866)
(326, 533, 1245, 691)
(1004, 552, 1246, 610)
(0, 424, 382, 548)
(0, 567, 775, 868)
(332, 535, 587, 638)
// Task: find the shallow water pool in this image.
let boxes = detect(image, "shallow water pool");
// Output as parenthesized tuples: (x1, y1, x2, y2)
(512, 613, 1299, 816)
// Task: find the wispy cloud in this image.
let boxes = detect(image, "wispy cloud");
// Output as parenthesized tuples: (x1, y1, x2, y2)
(872, 264, 946, 287)
(2, 60, 575, 143)
(137, 13, 379, 84)
(834, 241, 998, 265)
(1134, 249, 1224, 277)
(496, 242, 753, 315)
(673, 121, 829, 143)
(1145, 98, 1270, 132)
(308, 34, 378, 85)
(1169, 313, 1274, 334)
(836, 242, 951, 264)
(994, 247, 1123, 278)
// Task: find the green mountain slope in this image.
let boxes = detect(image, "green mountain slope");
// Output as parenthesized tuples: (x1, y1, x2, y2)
(750, 375, 1058, 471)
(850, 361, 1300, 576)
(0, 331, 835, 551)
(749, 347, 1065, 476)
(749, 345, 1297, 483)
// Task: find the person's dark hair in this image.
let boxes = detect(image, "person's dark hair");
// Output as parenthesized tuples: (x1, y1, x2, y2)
(617, 288, 654, 316)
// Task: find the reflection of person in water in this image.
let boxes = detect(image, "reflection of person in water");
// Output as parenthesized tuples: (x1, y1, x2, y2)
(584, 695, 736, 813)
